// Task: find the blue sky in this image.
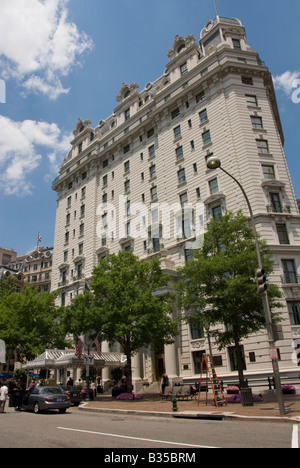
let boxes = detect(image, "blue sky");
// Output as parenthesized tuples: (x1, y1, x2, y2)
(0, 0, 300, 255)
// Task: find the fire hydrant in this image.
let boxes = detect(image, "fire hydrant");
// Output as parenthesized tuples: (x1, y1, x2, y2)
(172, 394, 178, 412)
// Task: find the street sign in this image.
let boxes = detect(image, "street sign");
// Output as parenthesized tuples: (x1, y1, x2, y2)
(270, 348, 279, 361)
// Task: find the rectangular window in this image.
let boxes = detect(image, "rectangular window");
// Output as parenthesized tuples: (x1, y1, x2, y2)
(152, 237, 160, 253)
(193, 351, 206, 375)
(151, 186, 158, 201)
(149, 165, 156, 179)
(124, 160, 130, 173)
(196, 91, 205, 103)
(180, 62, 188, 76)
(251, 116, 263, 129)
(246, 94, 258, 106)
(123, 144, 130, 154)
(276, 224, 290, 245)
(199, 109, 208, 123)
(282, 260, 298, 284)
(257, 139, 269, 153)
(262, 165, 275, 179)
(242, 76, 253, 85)
(180, 192, 188, 207)
(228, 345, 246, 372)
(212, 205, 222, 220)
(288, 302, 300, 326)
(124, 180, 130, 194)
(209, 178, 219, 194)
(232, 39, 241, 49)
(176, 146, 184, 161)
(270, 192, 282, 213)
(185, 249, 194, 262)
(190, 323, 204, 340)
(174, 125, 181, 139)
(148, 145, 155, 158)
(147, 128, 154, 138)
(202, 130, 211, 145)
(125, 108, 130, 121)
(171, 108, 180, 120)
(178, 168, 186, 184)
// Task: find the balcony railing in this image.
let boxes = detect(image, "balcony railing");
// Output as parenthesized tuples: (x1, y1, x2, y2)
(266, 204, 291, 214)
(281, 273, 300, 284)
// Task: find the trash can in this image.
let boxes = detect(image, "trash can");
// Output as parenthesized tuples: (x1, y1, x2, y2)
(241, 387, 253, 407)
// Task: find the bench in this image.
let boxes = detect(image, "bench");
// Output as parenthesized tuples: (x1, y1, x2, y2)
(160, 385, 195, 401)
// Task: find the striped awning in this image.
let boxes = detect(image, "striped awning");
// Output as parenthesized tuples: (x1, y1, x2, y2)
(22, 349, 127, 370)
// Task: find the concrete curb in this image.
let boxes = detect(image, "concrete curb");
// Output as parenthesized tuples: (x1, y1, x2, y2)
(78, 403, 300, 424)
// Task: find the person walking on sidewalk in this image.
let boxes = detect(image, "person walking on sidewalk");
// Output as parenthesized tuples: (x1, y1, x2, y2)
(0, 382, 9, 413)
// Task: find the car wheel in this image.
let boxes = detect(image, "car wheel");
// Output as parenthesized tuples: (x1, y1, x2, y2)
(59, 408, 67, 414)
(33, 402, 40, 414)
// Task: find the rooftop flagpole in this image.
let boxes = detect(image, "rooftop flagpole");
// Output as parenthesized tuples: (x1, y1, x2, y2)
(213, 0, 219, 18)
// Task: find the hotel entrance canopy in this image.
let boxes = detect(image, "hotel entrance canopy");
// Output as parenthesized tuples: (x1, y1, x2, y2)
(22, 349, 127, 371)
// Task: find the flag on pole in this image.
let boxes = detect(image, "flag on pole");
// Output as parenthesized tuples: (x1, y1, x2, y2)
(37, 232, 42, 243)
(94, 335, 102, 355)
(75, 337, 84, 359)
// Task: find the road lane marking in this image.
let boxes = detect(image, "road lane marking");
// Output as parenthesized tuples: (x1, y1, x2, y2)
(292, 424, 299, 449)
(57, 426, 219, 449)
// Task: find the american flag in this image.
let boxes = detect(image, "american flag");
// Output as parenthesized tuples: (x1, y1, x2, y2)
(75, 337, 84, 359)
(94, 335, 102, 355)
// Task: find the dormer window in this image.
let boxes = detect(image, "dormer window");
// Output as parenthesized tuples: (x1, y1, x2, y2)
(124, 90, 131, 99)
(177, 44, 186, 54)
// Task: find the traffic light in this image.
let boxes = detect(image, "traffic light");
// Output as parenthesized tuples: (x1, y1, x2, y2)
(256, 268, 268, 295)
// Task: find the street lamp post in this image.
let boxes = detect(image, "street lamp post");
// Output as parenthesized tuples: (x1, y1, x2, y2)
(206, 156, 286, 416)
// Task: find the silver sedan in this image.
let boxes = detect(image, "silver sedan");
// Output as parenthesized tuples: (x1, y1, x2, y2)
(23, 386, 71, 414)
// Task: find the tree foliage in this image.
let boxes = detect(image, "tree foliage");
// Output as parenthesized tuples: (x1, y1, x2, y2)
(0, 281, 67, 362)
(63, 251, 178, 392)
(177, 211, 283, 386)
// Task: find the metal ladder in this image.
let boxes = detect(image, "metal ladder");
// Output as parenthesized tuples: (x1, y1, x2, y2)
(197, 354, 228, 408)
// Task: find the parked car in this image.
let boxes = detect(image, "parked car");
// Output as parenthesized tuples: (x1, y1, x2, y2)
(22, 386, 71, 414)
(57, 385, 82, 406)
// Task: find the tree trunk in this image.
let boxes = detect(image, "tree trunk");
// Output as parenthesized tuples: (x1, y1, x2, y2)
(233, 329, 246, 389)
(126, 350, 133, 394)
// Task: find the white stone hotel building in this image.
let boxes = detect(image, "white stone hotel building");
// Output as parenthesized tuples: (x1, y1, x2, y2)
(52, 16, 300, 390)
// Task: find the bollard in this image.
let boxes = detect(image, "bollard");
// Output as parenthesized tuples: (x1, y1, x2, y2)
(172, 394, 178, 412)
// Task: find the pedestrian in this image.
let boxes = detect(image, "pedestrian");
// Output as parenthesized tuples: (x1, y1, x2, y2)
(161, 373, 169, 394)
(0, 382, 9, 413)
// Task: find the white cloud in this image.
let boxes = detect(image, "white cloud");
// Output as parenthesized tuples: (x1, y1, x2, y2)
(273, 70, 300, 96)
(0, 0, 93, 99)
(0, 115, 71, 196)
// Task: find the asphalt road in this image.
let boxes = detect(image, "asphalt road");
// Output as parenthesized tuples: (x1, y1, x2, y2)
(0, 405, 298, 450)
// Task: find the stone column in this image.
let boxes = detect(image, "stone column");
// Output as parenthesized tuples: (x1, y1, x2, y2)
(164, 342, 178, 381)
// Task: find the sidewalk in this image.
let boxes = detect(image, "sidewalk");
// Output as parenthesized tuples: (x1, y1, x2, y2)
(79, 393, 300, 423)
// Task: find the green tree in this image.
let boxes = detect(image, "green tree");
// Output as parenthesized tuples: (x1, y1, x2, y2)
(63, 251, 178, 393)
(0, 283, 67, 362)
(177, 211, 283, 387)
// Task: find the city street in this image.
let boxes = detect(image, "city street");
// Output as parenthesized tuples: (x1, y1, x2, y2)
(0, 405, 298, 449)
